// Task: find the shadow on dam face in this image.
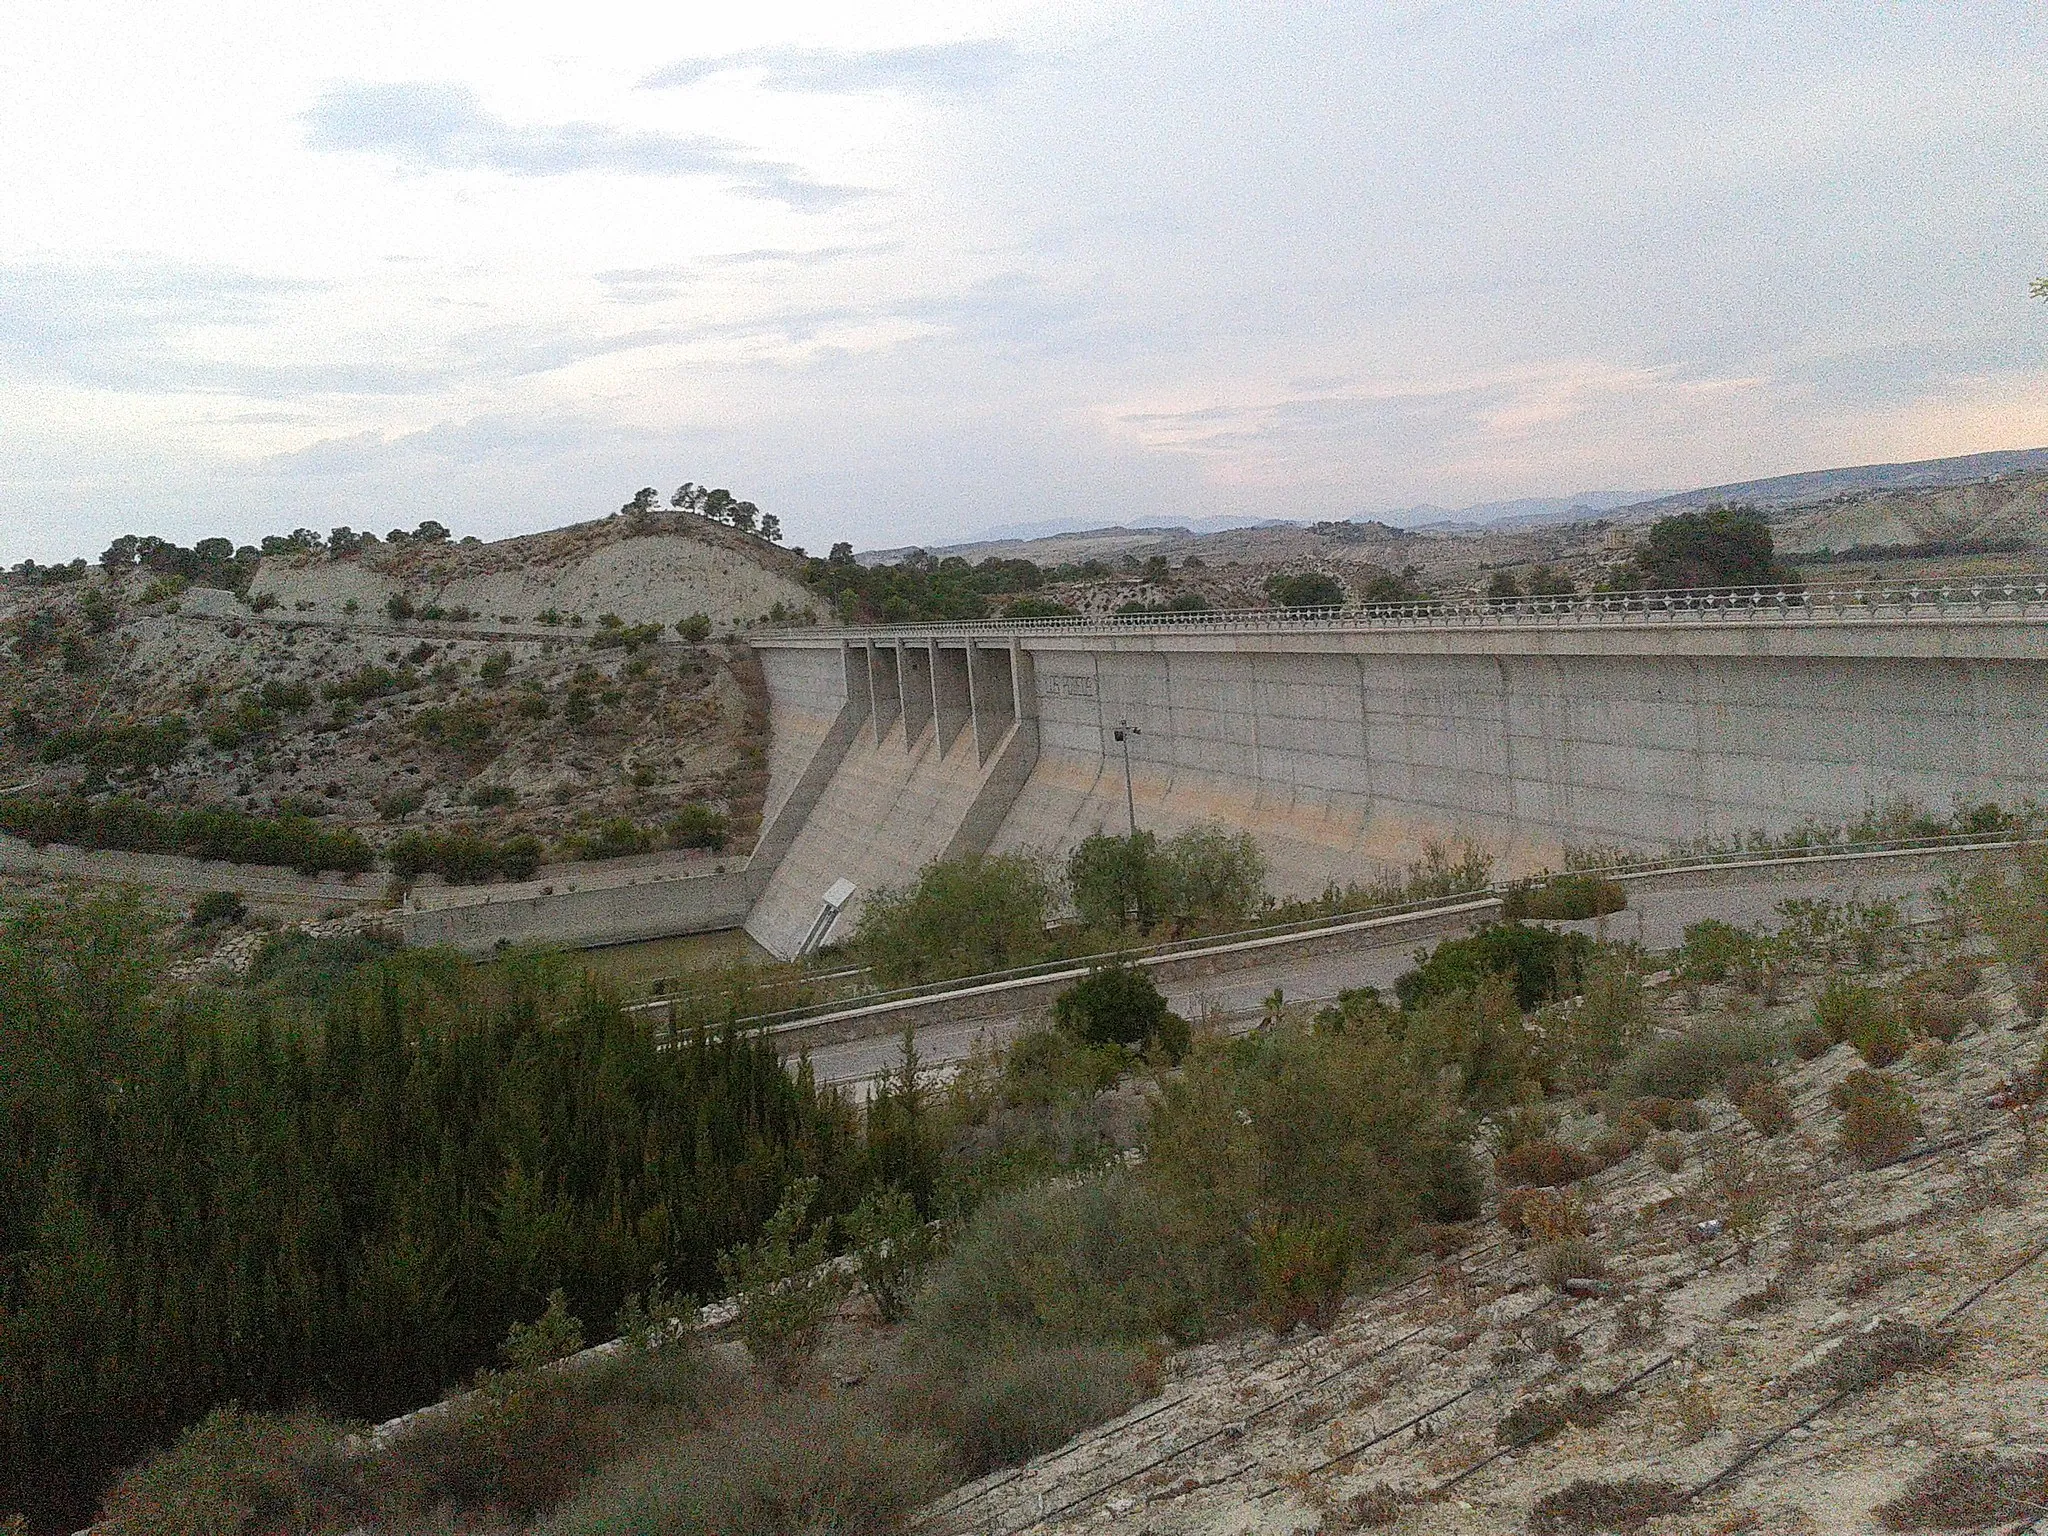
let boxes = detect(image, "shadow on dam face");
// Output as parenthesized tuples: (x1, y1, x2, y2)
(743, 614, 2048, 958)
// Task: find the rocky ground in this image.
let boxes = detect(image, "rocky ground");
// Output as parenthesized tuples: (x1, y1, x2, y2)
(0, 515, 810, 870)
(923, 926, 2048, 1536)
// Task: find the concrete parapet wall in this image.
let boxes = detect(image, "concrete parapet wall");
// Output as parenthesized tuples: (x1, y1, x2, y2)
(397, 868, 755, 953)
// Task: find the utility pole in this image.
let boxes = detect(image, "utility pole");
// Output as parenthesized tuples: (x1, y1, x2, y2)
(1112, 720, 1141, 835)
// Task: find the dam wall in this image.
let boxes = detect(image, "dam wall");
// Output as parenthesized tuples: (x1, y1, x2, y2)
(746, 590, 2048, 957)
(744, 638, 1042, 958)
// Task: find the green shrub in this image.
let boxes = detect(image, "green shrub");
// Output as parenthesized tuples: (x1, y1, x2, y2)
(37, 717, 193, 772)
(1403, 972, 1536, 1112)
(1159, 821, 1267, 926)
(1252, 1216, 1354, 1332)
(322, 663, 413, 703)
(189, 889, 247, 927)
(1815, 978, 1911, 1065)
(477, 651, 512, 683)
(855, 853, 1056, 986)
(1613, 1016, 1777, 1101)
(909, 1175, 1223, 1356)
(1677, 918, 1756, 984)
(845, 1186, 938, 1326)
(1537, 948, 1652, 1090)
(676, 612, 712, 642)
(1264, 570, 1346, 608)
(409, 701, 497, 764)
(1052, 963, 1189, 1060)
(665, 802, 728, 851)
(1396, 922, 1591, 1011)
(1502, 873, 1626, 922)
(717, 1177, 848, 1385)
(95, 1408, 359, 1536)
(386, 829, 541, 883)
(544, 1393, 946, 1536)
(1831, 1069, 1923, 1167)
(371, 1336, 724, 1523)
(590, 621, 664, 652)
(466, 782, 516, 808)
(1146, 1022, 1478, 1293)
(1067, 830, 1168, 930)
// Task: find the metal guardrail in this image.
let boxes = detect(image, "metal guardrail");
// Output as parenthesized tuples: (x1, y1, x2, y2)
(762, 575, 2048, 640)
(628, 828, 2034, 1034)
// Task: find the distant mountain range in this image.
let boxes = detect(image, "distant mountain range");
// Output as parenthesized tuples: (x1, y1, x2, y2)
(1606, 447, 2048, 520)
(862, 446, 2048, 560)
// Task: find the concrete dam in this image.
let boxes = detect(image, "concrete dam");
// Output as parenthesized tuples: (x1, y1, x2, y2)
(740, 583, 2048, 959)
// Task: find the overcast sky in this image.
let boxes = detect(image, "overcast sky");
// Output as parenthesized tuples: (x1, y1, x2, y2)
(4, 1, 2045, 562)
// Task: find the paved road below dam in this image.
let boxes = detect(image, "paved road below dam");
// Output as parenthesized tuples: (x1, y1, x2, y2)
(804, 857, 1956, 1091)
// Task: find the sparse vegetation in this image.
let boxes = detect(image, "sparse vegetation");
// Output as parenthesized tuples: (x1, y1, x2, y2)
(1877, 1450, 2048, 1529)
(1831, 1068, 1924, 1167)
(1528, 1476, 1689, 1533)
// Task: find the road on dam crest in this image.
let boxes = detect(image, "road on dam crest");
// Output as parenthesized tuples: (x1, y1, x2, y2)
(803, 859, 1955, 1092)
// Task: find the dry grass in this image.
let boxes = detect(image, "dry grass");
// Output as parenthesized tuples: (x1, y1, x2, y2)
(1329, 1482, 1406, 1528)
(1496, 1386, 1612, 1448)
(1874, 1450, 2048, 1529)
(1496, 1138, 1604, 1187)
(542, 1392, 949, 1536)
(1528, 1477, 1690, 1533)
(94, 1409, 361, 1536)
(1789, 1320, 1951, 1395)
(1499, 1186, 1591, 1241)
(1668, 1379, 1722, 1444)
(1535, 1235, 1607, 1290)
(1737, 1079, 1796, 1136)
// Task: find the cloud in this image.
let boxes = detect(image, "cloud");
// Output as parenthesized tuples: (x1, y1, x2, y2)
(0, 260, 440, 397)
(0, 259, 311, 363)
(595, 247, 889, 304)
(302, 81, 862, 207)
(643, 39, 1021, 95)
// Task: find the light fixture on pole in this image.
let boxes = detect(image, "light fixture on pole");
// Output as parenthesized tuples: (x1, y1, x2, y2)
(1111, 719, 1141, 835)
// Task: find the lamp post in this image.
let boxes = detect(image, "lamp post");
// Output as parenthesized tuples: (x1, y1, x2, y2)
(1111, 720, 1141, 835)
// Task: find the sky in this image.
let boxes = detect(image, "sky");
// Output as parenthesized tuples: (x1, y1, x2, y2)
(3, 1, 2046, 563)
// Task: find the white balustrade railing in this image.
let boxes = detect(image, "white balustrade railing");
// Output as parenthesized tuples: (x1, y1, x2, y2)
(766, 576, 2048, 640)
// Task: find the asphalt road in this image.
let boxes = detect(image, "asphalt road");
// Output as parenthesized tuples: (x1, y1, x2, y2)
(803, 858, 1953, 1092)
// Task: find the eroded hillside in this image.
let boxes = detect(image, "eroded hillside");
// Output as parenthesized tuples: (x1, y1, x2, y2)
(0, 513, 815, 882)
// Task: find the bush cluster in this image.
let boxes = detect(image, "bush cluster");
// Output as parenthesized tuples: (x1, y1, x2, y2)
(855, 853, 1057, 985)
(36, 716, 193, 772)
(1814, 977, 1913, 1066)
(386, 828, 543, 884)
(1396, 922, 1592, 1011)
(1051, 963, 1189, 1060)
(1065, 823, 1268, 932)
(1501, 873, 1626, 922)
(0, 794, 372, 875)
